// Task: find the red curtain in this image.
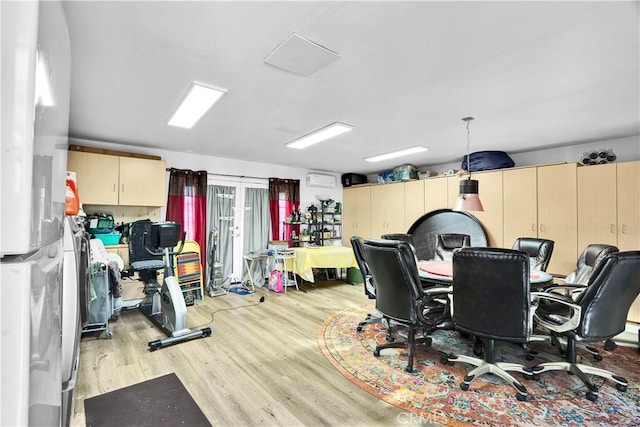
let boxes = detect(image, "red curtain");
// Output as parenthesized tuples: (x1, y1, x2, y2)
(268, 178, 300, 242)
(166, 169, 208, 273)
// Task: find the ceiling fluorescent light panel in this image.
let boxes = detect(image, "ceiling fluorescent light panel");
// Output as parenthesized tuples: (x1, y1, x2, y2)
(168, 82, 227, 129)
(365, 146, 429, 162)
(286, 122, 353, 149)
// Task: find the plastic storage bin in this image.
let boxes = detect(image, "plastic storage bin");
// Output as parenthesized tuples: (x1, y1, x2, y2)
(94, 232, 121, 246)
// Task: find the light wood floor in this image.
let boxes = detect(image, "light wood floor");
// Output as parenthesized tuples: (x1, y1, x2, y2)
(71, 279, 411, 427)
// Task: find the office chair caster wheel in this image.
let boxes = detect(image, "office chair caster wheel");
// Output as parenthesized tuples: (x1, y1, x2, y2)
(593, 354, 603, 361)
(523, 373, 539, 381)
(356, 325, 363, 332)
(373, 349, 381, 357)
(604, 339, 617, 351)
(105, 331, 113, 339)
(440, 356, 453, 365)
(615, 383, 627, 392)
(585, 391, 598, 402)
(460, 382, 469, 391)
(473, 342, 484, 356)
(525, 353, 535, 361)
(516, 393, 528, 402)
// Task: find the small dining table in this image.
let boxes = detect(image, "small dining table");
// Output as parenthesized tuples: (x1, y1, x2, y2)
(418, 260, 554, 289)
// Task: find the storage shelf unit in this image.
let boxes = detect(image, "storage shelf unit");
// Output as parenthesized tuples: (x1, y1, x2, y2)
(284, 208, 341, 246)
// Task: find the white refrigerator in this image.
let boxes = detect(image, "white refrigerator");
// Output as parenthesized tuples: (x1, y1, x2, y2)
(1, 1, 73, 426)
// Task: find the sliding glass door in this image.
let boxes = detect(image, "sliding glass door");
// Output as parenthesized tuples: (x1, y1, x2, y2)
(206, 178, 269, 286)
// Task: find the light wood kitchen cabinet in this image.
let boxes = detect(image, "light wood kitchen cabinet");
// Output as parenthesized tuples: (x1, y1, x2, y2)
(447, 175, 465, 208)
(616, 161, 640, 251)
(424, 177, 449, 213)
(118, 157, 167, 206)
(67, 151, 120, 205)
(577, 163, 618, 249)
(67, 150, 166, 207)
(503, 167, 538, 247)
(579, 161, 639, 323)
(619, 162, 640, 322)
(537, 163, 578, 275)
(370, 182, 405, 238)
(472, 171, 504, 247)
(342, 185, 371, 245)
(404, 180, 425, 228)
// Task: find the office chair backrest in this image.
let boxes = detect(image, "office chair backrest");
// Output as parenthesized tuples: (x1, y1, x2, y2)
(435, 233, 471, 261)
(575, 251, 640, 340)
(363, 239, 423, 324)
(128, 219, 162, 265)
(566, 244, 619, 285)
(453, 247, 530, 342)
(381, 233, 415, 248)
(511, 237, 554, 272)
(350, 236, 375, 299)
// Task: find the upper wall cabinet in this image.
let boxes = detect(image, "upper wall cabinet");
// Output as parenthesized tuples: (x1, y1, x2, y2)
(537, 163, 578, 274)
(68, 151, 166, 207)
(502, 167, 538, 246)
(342, 185, 371, 245)
(424, 176, 449, 213)
(578, 161, 640, 251)
(404, 179, 425, 228)
(472, 171, 504, 248)
(370, 182, 405, 238)
(616, 161, 640, 251)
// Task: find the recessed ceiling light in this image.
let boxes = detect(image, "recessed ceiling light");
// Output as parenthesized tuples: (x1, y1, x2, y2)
(365, 146, 429, 162)
(168, 82, 227, 129)
(286, 122, 353, 149)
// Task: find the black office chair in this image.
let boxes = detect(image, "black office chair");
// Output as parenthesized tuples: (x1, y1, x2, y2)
(553, 244, 619, 289)
(434, 233, 470, 261)
(381, 233, 415, 248)
(541, 243, 620, 356)
(512, 237, 555, 272)
(446, 247, 533, 401)
(530, 251, 640, 402)
(363, 239, 451, 373)
(350, 236, 388, 335)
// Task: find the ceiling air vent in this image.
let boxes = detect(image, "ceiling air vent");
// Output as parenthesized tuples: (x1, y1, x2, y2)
(306, 173, 336, 188)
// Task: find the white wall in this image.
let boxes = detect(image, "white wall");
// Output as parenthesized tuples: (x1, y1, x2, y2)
(68, 138, 344, 208)
(416, 135, 640, 175)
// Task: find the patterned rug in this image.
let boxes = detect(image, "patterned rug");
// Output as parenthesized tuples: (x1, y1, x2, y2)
(318, 302, 640, 426)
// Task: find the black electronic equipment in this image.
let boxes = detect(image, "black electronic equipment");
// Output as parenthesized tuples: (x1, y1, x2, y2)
(341, 173, 367, 187)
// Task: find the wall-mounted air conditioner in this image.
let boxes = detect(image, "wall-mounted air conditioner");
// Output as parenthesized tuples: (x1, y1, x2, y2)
(306, 173, 336, 188)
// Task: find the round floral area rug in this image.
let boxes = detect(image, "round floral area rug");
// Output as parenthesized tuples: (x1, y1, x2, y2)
(318, 302, 640, 426)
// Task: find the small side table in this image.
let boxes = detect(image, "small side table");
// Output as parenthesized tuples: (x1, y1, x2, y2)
(243, 253, 268, 291)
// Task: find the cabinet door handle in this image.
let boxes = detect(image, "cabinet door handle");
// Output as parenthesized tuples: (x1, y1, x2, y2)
(113, 184, 116, 192)
(539, 224, 545, 233)
(621, 224, 627, 234)
(121, 184, 124, 192)
(531, 223, 536, 232)
(611, 224, 616, 234)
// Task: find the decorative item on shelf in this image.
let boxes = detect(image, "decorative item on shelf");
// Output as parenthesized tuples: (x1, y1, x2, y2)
(453, 117, 484, 213)
(580, 149, 616, 166)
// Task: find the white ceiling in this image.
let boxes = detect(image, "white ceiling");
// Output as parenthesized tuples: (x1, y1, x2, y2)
(62, 1, 639, 175)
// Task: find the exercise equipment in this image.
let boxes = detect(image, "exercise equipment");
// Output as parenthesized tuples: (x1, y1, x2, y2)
(130, 221, 211, 350)
(206, 227, 227, 297)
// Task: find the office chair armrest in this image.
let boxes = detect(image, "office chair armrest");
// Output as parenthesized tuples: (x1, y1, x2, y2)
(531, 291, 582, 333)
(423, 285, 452, 296)
(542, 283, 587, 298)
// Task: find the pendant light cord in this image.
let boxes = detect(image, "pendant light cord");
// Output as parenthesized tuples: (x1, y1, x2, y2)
(462, 117, 474, 178)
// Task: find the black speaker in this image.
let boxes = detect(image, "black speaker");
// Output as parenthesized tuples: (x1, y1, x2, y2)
(341, 173, 367, 187)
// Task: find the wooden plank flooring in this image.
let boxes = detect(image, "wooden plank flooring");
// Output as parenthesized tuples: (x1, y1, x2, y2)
(71, 280, 409, 426)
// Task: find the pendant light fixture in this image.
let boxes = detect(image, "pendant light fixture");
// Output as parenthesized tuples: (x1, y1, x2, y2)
(453, 117, 484, 212)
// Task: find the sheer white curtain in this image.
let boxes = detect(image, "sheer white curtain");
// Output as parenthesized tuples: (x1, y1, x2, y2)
(242, 187, 270, 284)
